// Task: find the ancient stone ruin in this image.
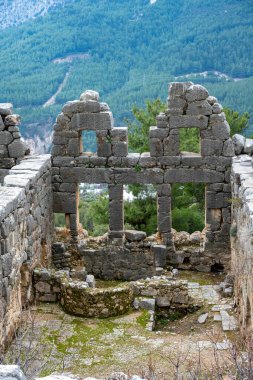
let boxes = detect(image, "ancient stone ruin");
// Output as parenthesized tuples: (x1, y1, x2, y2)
(0, 82, 253, 358)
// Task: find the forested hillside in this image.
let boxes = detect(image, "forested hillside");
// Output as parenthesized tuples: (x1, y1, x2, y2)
(0, 0, 252, 139)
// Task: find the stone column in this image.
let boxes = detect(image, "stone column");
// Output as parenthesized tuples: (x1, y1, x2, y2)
(157, 184, 173, 246)
(108, 184, 124, 245)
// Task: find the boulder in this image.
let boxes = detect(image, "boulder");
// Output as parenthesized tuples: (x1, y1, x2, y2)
(185, 84, 209, 102)
(125, 230, 147, 242)
(244, 138, 253, 155)
(232, 134, 245, 155)
(80, 90, 99, 102)
(189, 231, 202, 245)
(0, 365, 26, 380)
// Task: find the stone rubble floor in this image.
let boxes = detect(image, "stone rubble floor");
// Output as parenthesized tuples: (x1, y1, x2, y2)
(4, 272, 239, 380)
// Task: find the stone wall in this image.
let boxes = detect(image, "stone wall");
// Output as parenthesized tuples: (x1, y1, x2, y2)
(51, 82, 233, 274)
(231, 154, 253, 336)
(0, 154, 53, 351)
(0, 103, 27, 184)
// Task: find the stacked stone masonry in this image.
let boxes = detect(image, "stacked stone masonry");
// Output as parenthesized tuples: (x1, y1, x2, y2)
(231, 155, 253, 336)
(0, 103, 27, 184)
(52, 83, 234, 273)
(0, 155, 53, 351)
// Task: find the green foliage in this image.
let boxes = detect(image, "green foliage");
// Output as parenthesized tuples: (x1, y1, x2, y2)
(127, 99, 166, 152)
(79, 195, 109, 236)
(223, 107, 250, 136)
(179, 128, 200, 153)
(0, 0, 252, 138)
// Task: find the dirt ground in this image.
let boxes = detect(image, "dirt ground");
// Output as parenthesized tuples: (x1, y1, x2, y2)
(3, 271, 240, 380)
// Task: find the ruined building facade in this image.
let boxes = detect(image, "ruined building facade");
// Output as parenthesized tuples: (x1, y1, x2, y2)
(0, 82, 252, 350)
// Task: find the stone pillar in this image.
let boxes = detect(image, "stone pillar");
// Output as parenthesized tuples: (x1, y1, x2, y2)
(157, 184, 173, 246)
(108, 184, 124, 245)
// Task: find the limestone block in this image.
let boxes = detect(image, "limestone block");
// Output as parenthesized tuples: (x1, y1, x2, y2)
(139, 153, 157, 168)
(56, 112, 71, 129)
(164, 132, 180, 156)
(164, 168, 224, 183)
(169, 82, 192, 98)
(157, 193, 171, 233)
(244, 138, 253, 155)
(71, 112, 113, 131)
(169, 115, 208, 129)
(59, 183, 77, 192)
(60, 167, 112, 183)
(125, 230, 147, 242)
(206, 209, 222, 231)
(109, 199, 123, 231)
(201, 139, 223, 156)
(111, 127, 128, 142)
(150, 138, 163, 157)
(149, 126, 168, 139)
(186, 100, 212, 116)
(51, 145, 66, 156)
(52, 156, 75, 167)
(223, 139, 235, 157)
(100, 102, 110, 111)
(4, 114, 21, 126)
(53, 192, 77, 213)
(0, 115, 4, 131)
(0, 131, 13, 145)
(0, 145, 8, 157)
(52, 131, 78, 145)
(8, 139, 25, 158)
(80, 90, 99, 102)
(96, 130, 112, 157)
(206, 191, 229, 209)
(212, 103, 223, 114)
(89, 156, 107, 166)
(181, 153, 202, 166)
(67, 138, 80, 156)
(112, 142, 128, 157)
(13, 132, 21, 139)
(232, 134, 245, 155)
(211, 121, 230, 140)
(113, 168, 163, 184)
(159, 156, 181, 166)
(62, 100, 100, 116)
(168, 97, 187, 115)
(209, 113, 226, 124)
(109, 184, 123, 200)
(156, 112, 168, 128)
(0, 103, 13, 116)
(157, 184, 171, 197)
(185, 84, 209, 102)
(207, 96, 218, 105)
(153, 245, 167, 267)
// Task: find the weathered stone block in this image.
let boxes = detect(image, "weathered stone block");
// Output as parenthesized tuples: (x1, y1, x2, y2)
(8, 140, 25, 158)
(223, 139, 235, 157)
(169, 82, 192, 98)
(157, 184, 171, 197)
(53, 192, 77, 213)
(232, 134, 245, 155)
(211, 121, 230, 140)
(67, 138, 80, 156)
(112, 142, 128, 157)
(201, 139, 223, 156)
(164, 132, 180, 156)
(80, 90, 99, 102)
(62, 100, 100, 116)
(164, 168, 224, 183)
(60, 167, 112, 183)
(169, 115, 208, 129)
(150, 138, 163, 157)
(71, 112, 113, 131)
(186, 100, 212, 116)
(113, 168, 163, 184)
(0, 131, 13, 145)
(149, 126, 168, 139)
(156, 113, 168, 128)
(185, 84, 209, 102)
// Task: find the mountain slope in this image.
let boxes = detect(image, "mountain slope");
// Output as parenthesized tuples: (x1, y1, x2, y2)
(0, 0, 252, 138)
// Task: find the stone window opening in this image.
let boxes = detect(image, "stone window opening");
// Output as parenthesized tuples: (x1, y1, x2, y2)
(79, 183, 109, 237)
(81, 130, 97, 155)
(123, 184, 157, 236)
(179, 128, 201, 154)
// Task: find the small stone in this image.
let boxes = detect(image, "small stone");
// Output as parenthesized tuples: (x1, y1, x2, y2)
(232, 134, 245, 155)
(198, 313, 208, 324)
(80, 90, 99, 102)
(4, 114, 21, 126)
(108, 373, 128, 380)
(86, 274, 96, 288)
(0, 103, 13, 116)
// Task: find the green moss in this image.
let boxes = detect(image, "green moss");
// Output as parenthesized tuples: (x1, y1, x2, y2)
(137, 310, 150, 328)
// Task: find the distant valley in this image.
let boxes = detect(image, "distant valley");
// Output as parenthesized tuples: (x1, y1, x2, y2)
(0, 0, 252, 151)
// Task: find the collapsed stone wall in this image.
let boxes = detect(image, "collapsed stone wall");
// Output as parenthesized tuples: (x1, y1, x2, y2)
(0, 154, 53, 351)
(231, 154, 253, 336)
(51, 82, 233, 275)
(0, 103, 27, 184)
